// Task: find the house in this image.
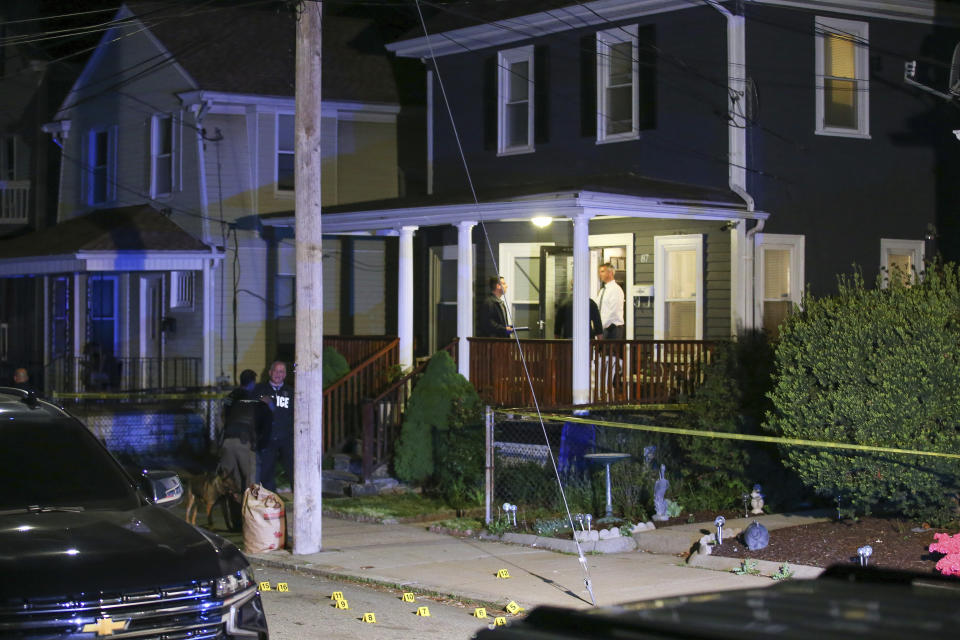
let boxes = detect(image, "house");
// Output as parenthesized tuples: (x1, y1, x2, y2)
(0, 2, 411, 391)
(259, 0, 960, 408)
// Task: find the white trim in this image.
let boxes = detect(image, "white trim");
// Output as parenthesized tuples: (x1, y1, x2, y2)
(275, 112, 295, 196)
(654, 234, 704, 340)
(815, 16, 870, 138)
(749, 0, 958, 26)
(597, 24, 640, 143)
(0, 251, 222, 276)
(139, 274, 163, 361)
(86, 126, 117, 205)
(589, 232, 635, 339)
(178, 91, 400, 117)
(880, 237, 924, 286)
(754, 233, 804, 330)
(497, 45, 535, 155)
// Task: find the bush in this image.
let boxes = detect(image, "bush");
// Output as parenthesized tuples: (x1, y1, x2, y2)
(393, 351, 484, 512)
(766, 266, 960, 524)
(322, 347, 350, 388)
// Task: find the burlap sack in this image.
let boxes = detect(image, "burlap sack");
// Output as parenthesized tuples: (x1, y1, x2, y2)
(242, 484, 285, 553)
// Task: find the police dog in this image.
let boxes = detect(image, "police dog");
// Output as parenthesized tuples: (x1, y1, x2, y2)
(184, 469, 240, 527)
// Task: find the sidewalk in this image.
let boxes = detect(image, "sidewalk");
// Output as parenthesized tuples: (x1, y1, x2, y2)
(246, 510, 829, 611)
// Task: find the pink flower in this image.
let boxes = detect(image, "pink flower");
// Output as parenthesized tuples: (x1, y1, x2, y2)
(929, 532, 960, 577)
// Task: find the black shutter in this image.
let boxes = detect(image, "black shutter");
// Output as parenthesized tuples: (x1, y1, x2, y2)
(534, 45, 550, 145)
(637, 25, 657, 130)
(579, 34, 597, 138)
(483, 55, 497, 151)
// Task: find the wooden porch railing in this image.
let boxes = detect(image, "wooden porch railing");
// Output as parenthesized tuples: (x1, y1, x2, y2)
(322, 337, 399, 454)
(323, 335, 397, 368)
(360, 339, 458, 480)
(468, 338, 715, 408)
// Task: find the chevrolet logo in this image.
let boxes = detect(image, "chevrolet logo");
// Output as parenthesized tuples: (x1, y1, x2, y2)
(82, 616, 129, 636)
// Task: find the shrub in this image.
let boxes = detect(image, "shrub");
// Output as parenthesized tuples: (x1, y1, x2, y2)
(766, 266, 960, 524)
(393, 351, 484, 511)
(322, 347, 350, 388)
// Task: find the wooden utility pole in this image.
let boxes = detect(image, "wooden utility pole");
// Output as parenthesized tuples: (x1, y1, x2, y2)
(293, 0, 323, 555)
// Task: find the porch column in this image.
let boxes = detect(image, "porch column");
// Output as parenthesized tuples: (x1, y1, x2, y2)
(456, 220, 476, 378)
(398, 225, 418, 371)
(572, 212, 592, 405)
(202, 256, 215, 386)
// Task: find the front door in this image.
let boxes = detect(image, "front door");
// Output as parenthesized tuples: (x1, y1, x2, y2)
(139, 275, 162, 388)
(538, 246, 573, 339)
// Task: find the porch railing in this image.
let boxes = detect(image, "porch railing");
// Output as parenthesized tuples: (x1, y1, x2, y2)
(0, 180, 30, 224)
(468, 338, 715, 408)
(360, 339, 458, 480)
(324, 335, 398, 369)
(45, 355, 201, 393)
(322, 337, 399, 455)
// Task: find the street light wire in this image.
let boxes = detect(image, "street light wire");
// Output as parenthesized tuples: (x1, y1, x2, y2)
(413, 0, 598, 608)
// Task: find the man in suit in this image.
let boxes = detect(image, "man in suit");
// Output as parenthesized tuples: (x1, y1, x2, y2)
(477, 276, 513, 337)
(554, 296, 604, 339)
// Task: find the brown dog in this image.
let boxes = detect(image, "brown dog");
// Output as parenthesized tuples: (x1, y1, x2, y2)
(184, 470, 240, 527)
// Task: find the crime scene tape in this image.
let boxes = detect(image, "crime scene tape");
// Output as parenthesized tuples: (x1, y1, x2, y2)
(50, 392, 225, 400)
(504, 412, 960, 461)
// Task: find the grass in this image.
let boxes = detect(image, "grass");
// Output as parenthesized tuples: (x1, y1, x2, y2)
(323, 493, 454, 521)
(430, 517, 484, 532)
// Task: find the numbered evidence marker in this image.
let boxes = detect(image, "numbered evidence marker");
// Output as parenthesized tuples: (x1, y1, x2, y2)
(335, 599, 350, 610)
(473, 607, 487, 618)
(416, 606, 431, 617)
(277, 583, 289, 592)
(362, 613, 377, 624)
(401, 592, 416, 602)
(495, 569, 511, 579)
(330, 591, 344, 601)
(259, 582, 272, 591)
(506, 601, 524, 615)
(494, 617, 507, 626)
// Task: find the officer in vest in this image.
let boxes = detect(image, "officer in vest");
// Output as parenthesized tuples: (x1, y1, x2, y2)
(219, 369, 271, 493)
(255, 360, 294, 493)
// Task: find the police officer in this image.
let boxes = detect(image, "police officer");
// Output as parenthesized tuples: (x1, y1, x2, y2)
(255, 360, 294, 493)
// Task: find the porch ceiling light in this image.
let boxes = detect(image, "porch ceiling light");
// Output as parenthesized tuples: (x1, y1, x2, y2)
(531, 216, 552, 228)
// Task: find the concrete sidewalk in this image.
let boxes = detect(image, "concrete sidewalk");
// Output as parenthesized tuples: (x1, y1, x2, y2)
(246, 512, 828, 611)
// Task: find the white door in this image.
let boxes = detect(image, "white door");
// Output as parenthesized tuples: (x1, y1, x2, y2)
(139, 275, 163, 388)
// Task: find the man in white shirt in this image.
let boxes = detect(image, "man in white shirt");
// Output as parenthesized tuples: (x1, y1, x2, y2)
(594, 263, 625, 339)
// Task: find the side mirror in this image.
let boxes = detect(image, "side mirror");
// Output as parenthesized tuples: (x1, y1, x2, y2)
(141, 470, 184, 507)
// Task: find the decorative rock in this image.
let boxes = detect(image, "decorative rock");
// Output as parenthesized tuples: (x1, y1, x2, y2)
(598, 529, 612, 540)
(332, 454, 352, 472)
(574, 530, 591, 543)
(371, 463, 391, 478)
(349, 482, 380, 497)
(645, 521, 655, 530)
(697, 533, 715, 555)
(743, 520, 770, 551)
(371, 477, 399, 491)
(588, 529, 599, 542)
(631, 522, 647, 534)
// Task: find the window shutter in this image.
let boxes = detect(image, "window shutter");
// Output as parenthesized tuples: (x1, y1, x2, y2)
(638, 25, 657, 130)
(534, 45, 550, 144)
(483, 55, 497, 151)
(580, 34, 596, 137)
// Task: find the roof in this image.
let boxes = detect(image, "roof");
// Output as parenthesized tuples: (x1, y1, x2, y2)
(0, 205, 209, 258)
(130, 2, 398, 103)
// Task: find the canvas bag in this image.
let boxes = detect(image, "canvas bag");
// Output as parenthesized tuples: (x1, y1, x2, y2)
(242, 484, 285, 553)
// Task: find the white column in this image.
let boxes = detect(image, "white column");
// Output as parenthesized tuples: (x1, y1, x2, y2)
(456, 221, 476, 377)
(572, 213, 592, 405)
(202, 256, 216, 386)
(398, 225, 418, 371)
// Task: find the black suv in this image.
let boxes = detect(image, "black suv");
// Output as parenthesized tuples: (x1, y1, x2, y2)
(0, 388, 268, 639)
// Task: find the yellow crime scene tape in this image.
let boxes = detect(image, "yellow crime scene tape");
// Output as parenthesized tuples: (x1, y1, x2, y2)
(503, 411, 960, 461)
(51, 392, 225, 400)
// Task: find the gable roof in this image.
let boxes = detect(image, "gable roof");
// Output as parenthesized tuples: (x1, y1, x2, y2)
(0, 205, 208, 259)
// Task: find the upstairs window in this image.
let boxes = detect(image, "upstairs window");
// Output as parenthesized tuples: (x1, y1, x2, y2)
(597, 24, 639, 143)
(87, 127, 116, 205)
(654, 235, 703, 340)
(755, 234, 804, 338)
(815, 17, 869, 137)
(150, 114, 175, 198)
(880, 238, 924, 287)
(497, 45, 534, 155)
(277, 113, 295, 192)
(1, 135, 16, 180)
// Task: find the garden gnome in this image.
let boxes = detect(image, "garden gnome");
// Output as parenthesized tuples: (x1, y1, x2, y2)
(750, 484, 764, 515)
(653, 464, 670, 521)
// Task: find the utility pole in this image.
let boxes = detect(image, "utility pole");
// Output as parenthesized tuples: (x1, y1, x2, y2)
(293, 0, 323, 555)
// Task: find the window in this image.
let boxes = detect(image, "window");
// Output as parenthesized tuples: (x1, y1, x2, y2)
(0, 322, 8, 362)
(277, 113, 294, 192)
(276, 275, 295, 318)
(815, 17, 869, 137)
(51, 277, 70, 357)
(497, 45, 534, 155)
(1, 135, 16, 180)
(151, 114, 175, 197)
(87, 127, 116, 205)
(169, 271, 194, 309)
(755, 234, 804, 337)
(88, 276, 117, 356)
(654, 235, 703, 339)
(880, 238, 924, 287)
(597, 24, 639, 143)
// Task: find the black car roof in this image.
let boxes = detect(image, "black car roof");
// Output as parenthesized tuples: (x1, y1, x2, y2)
(0, 388, 70, 419)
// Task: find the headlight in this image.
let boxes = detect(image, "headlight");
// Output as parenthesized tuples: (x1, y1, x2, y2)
(215, 566, 255, 597)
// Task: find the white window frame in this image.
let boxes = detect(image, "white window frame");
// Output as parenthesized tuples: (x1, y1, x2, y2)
(275, 112, 295, 195)
(150, 113, 176, 199)
(169, 271, 195, 309)
(654, 234, 703, 340)
(596, 24, 639, 144)
(815, 16, 869, 138)
(880, 238, 924, 287)
(89, 274, 119, 356)
(87, 126, 117, 205)
(754, 233, 805, 331)
(497, 45, 535, 156)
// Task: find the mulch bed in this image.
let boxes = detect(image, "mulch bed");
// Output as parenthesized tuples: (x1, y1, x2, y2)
(711, 517, 955, 572)
(653, 509, 749, 529)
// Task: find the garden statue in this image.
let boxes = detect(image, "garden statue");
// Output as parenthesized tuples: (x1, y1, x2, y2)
(743, 520, 769, 551)
(653, 464, 670, 521)
(857, 545, 873, 567)
(750, 484, 765, 515)
(714, 515, 726, 545)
